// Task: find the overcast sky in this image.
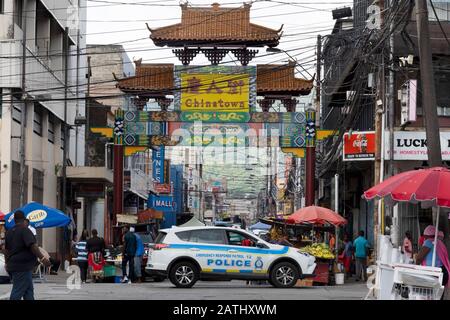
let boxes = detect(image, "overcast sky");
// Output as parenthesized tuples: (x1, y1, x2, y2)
(86, 0, 352, 75)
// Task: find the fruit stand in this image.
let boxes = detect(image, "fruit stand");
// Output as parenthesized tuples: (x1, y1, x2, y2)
(261, 206, 347, 286)
(300, 243, 335, 284)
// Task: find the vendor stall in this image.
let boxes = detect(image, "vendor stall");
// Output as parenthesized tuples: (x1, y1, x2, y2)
(260, 205, 347, 285)
(363, 167, 450, 300)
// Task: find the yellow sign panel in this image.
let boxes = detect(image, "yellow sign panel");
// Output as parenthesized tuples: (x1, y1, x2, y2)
(180, 73, 250, 112)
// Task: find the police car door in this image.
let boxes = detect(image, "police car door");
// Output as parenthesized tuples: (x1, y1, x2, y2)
(224, 230, 266, 275)
(184, 228, 228, 274)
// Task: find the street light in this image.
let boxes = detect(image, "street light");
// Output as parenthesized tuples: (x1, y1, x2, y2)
(266, 47, 314, 79)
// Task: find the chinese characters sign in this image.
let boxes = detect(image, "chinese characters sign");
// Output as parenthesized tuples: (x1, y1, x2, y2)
(174, 66, 256, 112)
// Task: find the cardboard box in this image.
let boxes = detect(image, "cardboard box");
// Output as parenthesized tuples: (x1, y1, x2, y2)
(296, 279, 313, 287)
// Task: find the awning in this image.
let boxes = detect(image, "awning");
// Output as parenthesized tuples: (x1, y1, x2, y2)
(116, 214, 138, 224)
(138, 208, 163, 222)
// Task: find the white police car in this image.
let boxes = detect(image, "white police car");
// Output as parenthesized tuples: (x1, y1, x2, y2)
(146, 226, 316, 288)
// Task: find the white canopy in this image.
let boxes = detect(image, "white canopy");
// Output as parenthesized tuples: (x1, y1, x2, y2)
(178, 217, 205, 227)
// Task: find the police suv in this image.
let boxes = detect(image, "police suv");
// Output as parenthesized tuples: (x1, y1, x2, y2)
(146, 226, 316, 288)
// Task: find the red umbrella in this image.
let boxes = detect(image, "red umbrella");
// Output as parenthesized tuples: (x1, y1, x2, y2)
(364, 167, 450, 208)
(285, 205, 347, 226)
(0, 211, 4, 221)
(364, 166, 450, 267)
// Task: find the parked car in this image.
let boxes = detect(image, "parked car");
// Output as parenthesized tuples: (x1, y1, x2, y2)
(146, 226, 317, 288)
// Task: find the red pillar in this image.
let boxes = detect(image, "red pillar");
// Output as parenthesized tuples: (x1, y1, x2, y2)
(305, 146, 316, 206)
(112, 144, 124, 245)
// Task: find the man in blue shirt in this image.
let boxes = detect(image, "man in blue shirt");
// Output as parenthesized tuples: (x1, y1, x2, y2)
(133, 228, 145, 283)
(353, 230, 370, 281)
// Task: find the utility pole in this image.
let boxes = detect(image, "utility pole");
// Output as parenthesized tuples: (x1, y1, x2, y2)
(85, 56, 91, 166)
(19, 0, 28, 207)
(416, 0, 442, 166)
(305, 35, 321, 207)
(61, 27, 70, 264)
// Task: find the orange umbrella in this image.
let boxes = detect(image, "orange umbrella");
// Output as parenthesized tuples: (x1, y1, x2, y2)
(285, 205, 347, 226)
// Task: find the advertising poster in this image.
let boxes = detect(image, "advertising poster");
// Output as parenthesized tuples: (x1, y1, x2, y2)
(343, 131, 376, 161)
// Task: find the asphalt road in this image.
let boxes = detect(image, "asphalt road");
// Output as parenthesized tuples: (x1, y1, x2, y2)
(0, 276, 369, 300)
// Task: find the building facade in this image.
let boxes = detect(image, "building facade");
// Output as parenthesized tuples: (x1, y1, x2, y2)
(0, 0, 87, 256)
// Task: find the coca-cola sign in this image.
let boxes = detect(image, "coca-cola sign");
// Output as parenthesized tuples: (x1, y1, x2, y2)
(343, 131, 376, 161)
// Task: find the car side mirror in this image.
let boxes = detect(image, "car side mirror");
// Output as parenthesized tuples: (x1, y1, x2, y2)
(256, 242, 267, 249)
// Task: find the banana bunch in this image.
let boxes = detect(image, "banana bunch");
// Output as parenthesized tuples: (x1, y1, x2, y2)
(300, 243, 335, 259)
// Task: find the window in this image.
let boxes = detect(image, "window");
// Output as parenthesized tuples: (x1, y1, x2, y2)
(429, 1, 450, 21)
(60, 124, 65, 149)
(226, 231, 257, 247)
(0, 0, 4, 14)
(48, 116, 55, 143)
(12, 105, 22, 123)
(154, 232, 167, 244)
(33, 105, 42, 136)
(187, 229, 226, 245)
(13, 0, 23, 28)
(175, 230, 191, 241)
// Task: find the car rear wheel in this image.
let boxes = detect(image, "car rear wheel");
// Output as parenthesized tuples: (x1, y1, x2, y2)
(169, 261, 199, 288)
(270, 262, 299, 288)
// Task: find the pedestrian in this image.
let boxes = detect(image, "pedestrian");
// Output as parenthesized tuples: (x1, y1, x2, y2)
(353, 230, 370, 282)
(4, 210, 51, 300)
(340, 234, 353, 278)
(75, 229, 89, 283)
(416, 226, 450, 299)
(86, 229, 106, 282)
(133, 228, 145, 283)
(402, 231, 413, 260)
(329, 233, 336, 250)
(121, 226, 137, 283)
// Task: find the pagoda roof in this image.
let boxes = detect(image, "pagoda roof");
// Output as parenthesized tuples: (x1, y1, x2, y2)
(114, 60, 173, 95)
(147, 3, 282, 47)
(116, 62, 313, 96)
(257, 62, 314, 95)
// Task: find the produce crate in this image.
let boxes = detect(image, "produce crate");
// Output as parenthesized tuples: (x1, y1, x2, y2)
(312, 261, 331, 284)
(103, 265, 117, 277)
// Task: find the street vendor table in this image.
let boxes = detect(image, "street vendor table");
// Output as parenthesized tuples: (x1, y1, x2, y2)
(312, 259, 333, 285)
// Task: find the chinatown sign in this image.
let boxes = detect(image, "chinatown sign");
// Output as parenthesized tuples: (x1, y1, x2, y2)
(174, 66, 256, 112)
(385, 131, 450, 160)
(343, 131, 376, 161)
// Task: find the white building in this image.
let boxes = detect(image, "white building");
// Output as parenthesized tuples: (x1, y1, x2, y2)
(0, 0, 87, 256)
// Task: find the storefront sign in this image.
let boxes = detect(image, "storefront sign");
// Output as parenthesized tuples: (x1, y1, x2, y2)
(343, 131, 376, 161)
(385, 131, 450, 160)
(148, 194, 176, 212)
(152, 146, 165, 183)
(154, 183, 171, 194)
(174, 66, 256, 112)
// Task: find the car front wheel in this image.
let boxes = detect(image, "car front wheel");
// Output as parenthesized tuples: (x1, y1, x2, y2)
(270, 262, 299, 288)
(169, 261, 199, 288)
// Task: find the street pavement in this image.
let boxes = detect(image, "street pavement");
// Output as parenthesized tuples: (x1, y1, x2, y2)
(0, 275, 369, 300)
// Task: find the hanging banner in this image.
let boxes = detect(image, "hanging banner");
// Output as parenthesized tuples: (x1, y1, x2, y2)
(152, 147, 165, 183)
(343, 131, 376, 161)
(148, 194, 176, 212)
(385, 131, 450, 160)
(174, 66, 256, 112)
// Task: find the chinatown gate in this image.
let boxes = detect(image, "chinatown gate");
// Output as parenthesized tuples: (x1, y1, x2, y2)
(92, 3, 320, 244)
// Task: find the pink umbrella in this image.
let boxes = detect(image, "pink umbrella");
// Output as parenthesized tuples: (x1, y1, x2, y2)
(364, 166, 450, 267)
(285, 205, 347, 226)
